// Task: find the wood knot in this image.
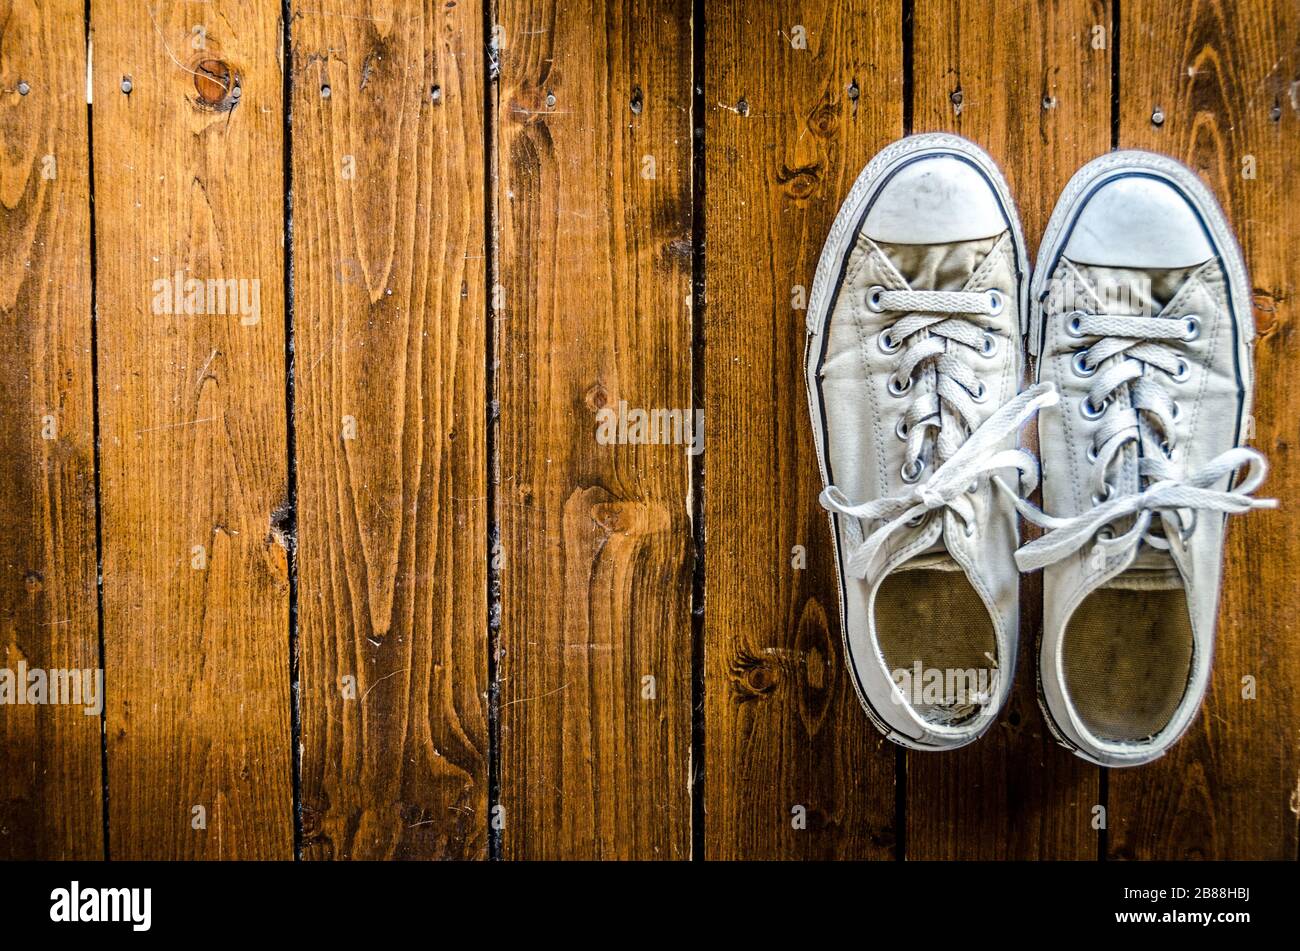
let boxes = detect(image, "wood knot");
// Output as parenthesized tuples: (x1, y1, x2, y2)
(746, 665, 778, 692)
(585, 382, 609, 411)
(1004, 704, 1024, 732)
(23, 571, 43, 593)
(733, 647, 781, 700)
(805, 645, 825, 690)
(591, 501, 632, 534)
(807, 100, 838, 138)
(777, 162, 821, 201)
(1253, 287, 1285, 337)
(794, 598, 833, 729)
(194, 59, 240, 111)
(300, 804, 323, 838)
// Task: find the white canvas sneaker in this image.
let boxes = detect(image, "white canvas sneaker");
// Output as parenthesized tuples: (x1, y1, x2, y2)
(805, 134, 1054, 750)
(1022, 151, 1275, 767)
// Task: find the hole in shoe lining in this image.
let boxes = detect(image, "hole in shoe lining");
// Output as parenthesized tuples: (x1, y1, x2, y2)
(875, 566, 998, 727)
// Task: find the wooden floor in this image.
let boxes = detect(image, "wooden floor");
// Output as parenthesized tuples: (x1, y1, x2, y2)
(1, 0, 1297, 860)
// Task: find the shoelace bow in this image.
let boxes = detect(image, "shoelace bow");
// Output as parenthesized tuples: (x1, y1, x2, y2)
(1012, 309, 1276, 572)
(820, 285, 1058, 580)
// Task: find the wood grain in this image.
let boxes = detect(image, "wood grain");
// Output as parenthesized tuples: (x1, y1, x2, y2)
(292, 0, 489, 860)
(703, 0, 901, 860)
(0, 0, 102, 860)
(92, 0, 291, 859)
(1110, 0, 1300, 860)
(2, 0, 1299, 864)
(494, 0, 694, 859)
(906, 0, 1107, 859)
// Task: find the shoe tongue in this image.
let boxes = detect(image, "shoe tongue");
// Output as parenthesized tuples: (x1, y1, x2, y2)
(1127, 545, 1179, 573)
(892, 548, 961, 572)
(877, 236, 1001, 291)
(1069, 264, 1199, 315)
(1101, 562, 1185, 591)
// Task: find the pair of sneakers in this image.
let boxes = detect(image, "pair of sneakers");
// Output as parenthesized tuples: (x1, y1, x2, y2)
(805, 134, 1274, 767)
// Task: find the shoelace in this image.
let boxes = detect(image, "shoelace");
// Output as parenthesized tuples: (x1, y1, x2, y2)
(822, 382, 1059, 581)
(1012, 309, 1276, 572)
(867, 286, 1006, 468)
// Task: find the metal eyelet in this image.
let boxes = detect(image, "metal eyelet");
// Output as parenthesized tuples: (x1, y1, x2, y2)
(1171, 399, 1181, 420)
(1079, 396, 1107, 420)
(1066, 311, 1086, 337)
(1071, 349, 1096, 377)
(968, 381, 988, 403)
(866, 285, 887, 313)
(887, 373, 912, 397)
(1090, 484, 1114, 506)
(987, 290, 1005, 316)
(980, 332, 997, 357)
(1086, 443, 1098, 462)
(1170, 357, 1190, 383)
(901, 458, 925, 483)
(1179, 509, 1199, 542)
(877, 325, 902, 354)
(1183, 315, 1201, 341)
(894, 416, 909, 440)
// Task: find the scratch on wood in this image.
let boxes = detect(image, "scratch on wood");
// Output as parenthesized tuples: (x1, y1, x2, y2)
(501, 681, 569, 708)
(195, 348, 219, 389)
(133, 416, 217, 436)
(360, 666, 411, 705)
(147, 6, 212, 85)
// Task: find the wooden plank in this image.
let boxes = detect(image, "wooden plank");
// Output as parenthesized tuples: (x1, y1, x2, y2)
(92, 0, 291, 859)
(293, 1, 489, 860)
(494, 0, 694, 859)
(0, 0, 102, 860)
(704, 1, 901, 860)
(1110, 0, 1300, 860)
(905, 0, 1107, 859)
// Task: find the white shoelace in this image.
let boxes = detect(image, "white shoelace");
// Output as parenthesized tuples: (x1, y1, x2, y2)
(820, 281, 1057, 581)
(867, 286, 1006, 467)
(1012, 309, 1276, 572)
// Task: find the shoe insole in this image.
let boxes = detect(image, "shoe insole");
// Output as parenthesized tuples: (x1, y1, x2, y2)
(1062, 585, 1193, 742)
